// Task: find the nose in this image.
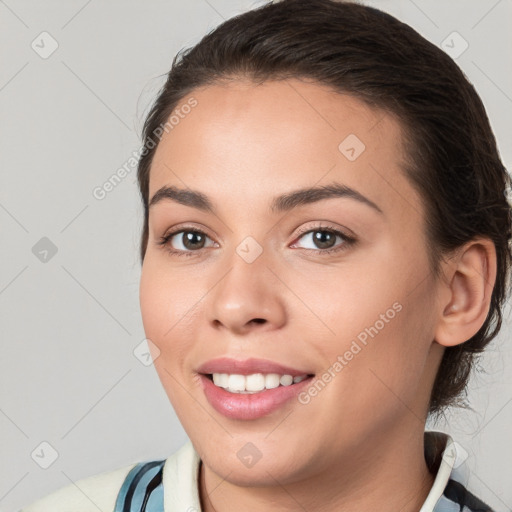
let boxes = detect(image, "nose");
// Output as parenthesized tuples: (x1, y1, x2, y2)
(206, 248, 287, 335)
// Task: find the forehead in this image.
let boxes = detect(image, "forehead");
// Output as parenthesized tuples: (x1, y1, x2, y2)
(148, 78, 422, 222)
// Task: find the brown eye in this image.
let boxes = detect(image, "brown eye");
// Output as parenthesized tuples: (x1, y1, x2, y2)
(177, 231, 207, 250)
(309, 230, 337, 250)
(157, 227, 217, 257)
(291, 225, 357, 255)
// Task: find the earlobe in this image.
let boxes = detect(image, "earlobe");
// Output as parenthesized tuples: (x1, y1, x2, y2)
(434, 238, 497, 348)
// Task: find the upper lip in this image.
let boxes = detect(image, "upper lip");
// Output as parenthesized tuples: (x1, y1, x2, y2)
(197, 357, 313, 377)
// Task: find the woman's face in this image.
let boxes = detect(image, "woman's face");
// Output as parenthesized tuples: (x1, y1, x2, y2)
(139, 78, 445, 486)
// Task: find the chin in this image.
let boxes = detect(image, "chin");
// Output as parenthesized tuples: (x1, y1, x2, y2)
(205, 453, 306, 488)
(196, 433, 317, 487)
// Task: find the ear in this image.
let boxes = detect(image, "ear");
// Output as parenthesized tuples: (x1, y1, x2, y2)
(434, 238, 497, 348)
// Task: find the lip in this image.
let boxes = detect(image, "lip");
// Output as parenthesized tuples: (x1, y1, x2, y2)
(199, 374, 314, 420)
(196, 357, 315, 420)
(196, 357, 311, 377)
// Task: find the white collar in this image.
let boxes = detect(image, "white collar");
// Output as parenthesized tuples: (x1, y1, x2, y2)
(162, 438, 202, 511)
(420, 431, 458, 512)
(161, 430, 456, 511)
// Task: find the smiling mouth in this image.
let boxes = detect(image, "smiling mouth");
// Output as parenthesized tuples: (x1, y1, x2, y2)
(204, 372, 315, 394)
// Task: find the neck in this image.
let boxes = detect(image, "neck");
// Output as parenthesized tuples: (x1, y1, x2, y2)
(199, 426, 436, 512)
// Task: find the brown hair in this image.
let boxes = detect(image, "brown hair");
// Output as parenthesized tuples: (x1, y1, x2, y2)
(136, 0, 512, 414)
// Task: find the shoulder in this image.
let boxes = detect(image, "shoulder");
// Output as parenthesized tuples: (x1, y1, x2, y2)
(442, 478, 495, 512)
(424, 431, 495, 512)
(20, 461, 138, 512)
(19, 442, 200, 512)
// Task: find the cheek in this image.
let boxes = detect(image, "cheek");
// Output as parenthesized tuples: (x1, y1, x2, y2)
(330, 285, 436, 421)
(139, 266, 167, 344)
(139, 261, 197, 405)
(306, 254, 435, 410)
(139, 257, 207, 381)
(139, 258, 195, 342)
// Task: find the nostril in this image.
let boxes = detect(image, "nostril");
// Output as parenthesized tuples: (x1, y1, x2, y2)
(251, 318, 266, 324)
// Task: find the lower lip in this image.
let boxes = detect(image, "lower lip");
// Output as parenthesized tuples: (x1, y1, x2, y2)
(199, 374, 314, 420)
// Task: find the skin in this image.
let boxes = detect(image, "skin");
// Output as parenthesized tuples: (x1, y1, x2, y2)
(139, 78, 496, 512)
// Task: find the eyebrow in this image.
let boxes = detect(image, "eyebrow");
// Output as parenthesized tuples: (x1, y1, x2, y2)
(148, 182, 383, 215)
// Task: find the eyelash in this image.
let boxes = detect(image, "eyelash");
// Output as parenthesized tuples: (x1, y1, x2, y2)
(157, 223, 357, 258)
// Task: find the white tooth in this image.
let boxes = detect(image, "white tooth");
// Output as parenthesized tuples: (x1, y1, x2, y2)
(265, 373, 280, 389)
(212, 372, 309, 392)
(212, 373, 229, 388)
(280, 375, 293, 386)
(227, 374, 246, 391)
(246, 373, 265, 392)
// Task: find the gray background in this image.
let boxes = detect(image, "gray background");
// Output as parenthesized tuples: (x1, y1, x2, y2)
(1, 0, 511, 511)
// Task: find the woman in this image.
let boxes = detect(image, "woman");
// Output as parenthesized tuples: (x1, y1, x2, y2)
(21, 0, 511, 510)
